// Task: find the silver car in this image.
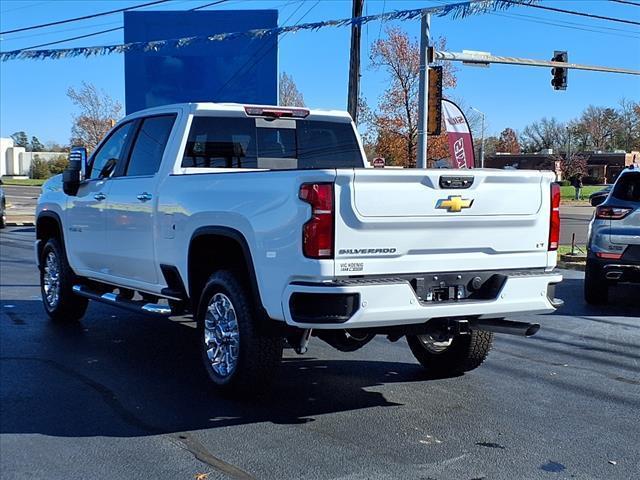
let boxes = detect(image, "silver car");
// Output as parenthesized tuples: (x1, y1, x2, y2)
(585, 165, 640, 304)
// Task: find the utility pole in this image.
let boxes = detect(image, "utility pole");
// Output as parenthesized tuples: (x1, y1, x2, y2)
(416, 11, 430, 169)
(347, 0, 364, 124)
(471, 107, 485, 168)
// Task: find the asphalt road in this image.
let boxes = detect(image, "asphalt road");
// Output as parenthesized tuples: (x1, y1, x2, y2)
(560, 205, 594, 246)
(2, 185, 593, 246)
(1, 227, 639, 480)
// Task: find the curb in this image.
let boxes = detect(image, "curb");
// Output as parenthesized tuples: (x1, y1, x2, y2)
(557, 261, 586, 272)
(5, 221, 35, 227)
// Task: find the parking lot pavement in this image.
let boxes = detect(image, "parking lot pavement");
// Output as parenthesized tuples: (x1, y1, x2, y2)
(1, 226, 639, 480)
(2, 185, 40, 224)
(560, 204, 594, 246)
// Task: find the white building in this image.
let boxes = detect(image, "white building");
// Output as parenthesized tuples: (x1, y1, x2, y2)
(1, 137, 66, 177)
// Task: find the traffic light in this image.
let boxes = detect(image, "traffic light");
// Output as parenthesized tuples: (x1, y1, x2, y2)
(551, 50, 568, 90)
(427, 66, 443, 135)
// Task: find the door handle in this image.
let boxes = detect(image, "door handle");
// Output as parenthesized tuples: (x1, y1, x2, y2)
(137, 192, 152, 202)
(94, 193, 106, 201)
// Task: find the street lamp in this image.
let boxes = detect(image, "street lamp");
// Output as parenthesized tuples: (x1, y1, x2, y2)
(471, 106, 485, 168)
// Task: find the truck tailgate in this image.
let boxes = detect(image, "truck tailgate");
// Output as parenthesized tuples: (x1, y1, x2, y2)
(334, 168, 555, 276)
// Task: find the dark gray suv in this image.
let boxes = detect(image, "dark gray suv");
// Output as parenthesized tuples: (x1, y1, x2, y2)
(585, 165, 640, 304)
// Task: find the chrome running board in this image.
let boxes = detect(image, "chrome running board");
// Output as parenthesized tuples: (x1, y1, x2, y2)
(72, 285, 172, 316)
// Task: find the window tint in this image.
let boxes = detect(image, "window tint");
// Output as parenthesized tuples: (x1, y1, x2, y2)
(612, 172, 640, 202)
(296, 121, 362, 168)
(257, 128, 296, 158)
(89, 122, 134, 179)
(126, 115, 176, 177)
(182, 117, 257, 168)
(182, 116, 363, 170)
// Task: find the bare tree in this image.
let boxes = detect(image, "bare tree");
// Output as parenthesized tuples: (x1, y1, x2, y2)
(615, 98, 640, 152)
(520, 117, 566, 153)
(574, 105, 619, 151)
(279, 72, 306, 107)
(67, 82, 122, 152)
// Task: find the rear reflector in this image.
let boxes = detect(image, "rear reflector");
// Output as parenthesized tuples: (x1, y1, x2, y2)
(244, 106, 309, 118)
(549, 183, 561, 251)
(595, 252, 623, 260)
(299, 183, 334, 259)
(595, 206, 632, 220)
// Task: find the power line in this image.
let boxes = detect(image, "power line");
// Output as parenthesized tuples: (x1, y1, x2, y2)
(192, 0, 232, 10)
(20, 27, 124, 51)
(503, 0, 640, 26)
(609, 0, 640, 6)
(0, 0, 172, 35)
(0, 21, 122, 44)
(0, 1, 52, 14)
(6, 0, 233, 51)
(214, 0, 315, 99)
(490, 11, 640, 39)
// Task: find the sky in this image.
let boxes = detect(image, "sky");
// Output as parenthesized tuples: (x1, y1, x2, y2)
(0, 0, 639, 146)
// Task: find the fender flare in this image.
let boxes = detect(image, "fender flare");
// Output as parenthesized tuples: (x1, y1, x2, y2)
(188, 226, 266, 315)
(35, 211, 65, 269)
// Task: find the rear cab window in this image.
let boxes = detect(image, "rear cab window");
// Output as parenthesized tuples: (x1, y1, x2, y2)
(612, 172, 640, 202)
(182, 115, 363, 170)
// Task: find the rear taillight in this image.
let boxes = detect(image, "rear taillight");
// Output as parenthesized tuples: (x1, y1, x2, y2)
(549, 183, 561, 251)
(595, 252, 623, 260)
(299, 183, 334, 259)
(595, 206, 632, 220)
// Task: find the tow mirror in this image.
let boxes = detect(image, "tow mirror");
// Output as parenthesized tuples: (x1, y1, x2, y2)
(63, 147, 87, 196)
(590, 195, 606, 207)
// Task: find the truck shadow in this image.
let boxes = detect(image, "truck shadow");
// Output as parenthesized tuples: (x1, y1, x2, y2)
(1, 300, 428, 438)
(554, 278, 640, 320)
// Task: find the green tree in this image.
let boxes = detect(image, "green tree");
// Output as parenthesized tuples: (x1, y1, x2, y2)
(10, 131, 29, 149)
(30, 136, 45, 152)
(30, 155, 52, 180)
(48, 155, 69, 175)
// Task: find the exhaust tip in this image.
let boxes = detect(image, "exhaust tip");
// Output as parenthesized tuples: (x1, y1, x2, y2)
(525, 323, 540, 337)
(605, 271, 623, 280)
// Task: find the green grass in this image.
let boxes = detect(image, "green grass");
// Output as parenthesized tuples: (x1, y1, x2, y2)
(559, 185, 602, 200)
(0, 178, 46, 186)
(558, 244, 587, 255)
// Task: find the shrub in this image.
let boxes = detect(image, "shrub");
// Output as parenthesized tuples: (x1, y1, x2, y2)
(30, 155, 52, 180)
(558, 180, 571, 186)
(48, 155, 69, 175)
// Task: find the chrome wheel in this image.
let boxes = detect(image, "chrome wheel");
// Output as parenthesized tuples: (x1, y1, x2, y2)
(204, 293, 240, 378)
(416, 334, 453, 354)
(43, 250, 61, 309)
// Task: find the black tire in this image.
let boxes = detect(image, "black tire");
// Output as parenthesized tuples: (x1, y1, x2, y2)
(196, 270, 283, 394)
(40, 237, 88, 322)
(406, 330, 493, 377)
(584, 262, 608, 305)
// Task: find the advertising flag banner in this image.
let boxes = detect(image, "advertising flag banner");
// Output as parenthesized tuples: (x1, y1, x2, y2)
(442, 99, 475, 169)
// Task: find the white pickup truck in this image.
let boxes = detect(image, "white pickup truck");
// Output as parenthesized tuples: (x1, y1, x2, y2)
(36, 103, 562, 394)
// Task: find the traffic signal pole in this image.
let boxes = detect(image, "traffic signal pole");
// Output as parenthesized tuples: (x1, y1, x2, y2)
(416, 11, 430, 169)
(347, 0, 364, 124)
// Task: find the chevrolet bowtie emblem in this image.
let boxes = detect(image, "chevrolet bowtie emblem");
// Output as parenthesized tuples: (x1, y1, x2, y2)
(436, 195, 473, 213)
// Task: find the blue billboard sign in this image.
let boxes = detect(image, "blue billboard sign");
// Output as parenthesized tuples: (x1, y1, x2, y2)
(124, 10, 278, 114)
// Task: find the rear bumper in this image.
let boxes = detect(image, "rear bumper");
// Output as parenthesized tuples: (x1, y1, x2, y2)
(587, 255, 640, 284)
(283, 270, 562, 329)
